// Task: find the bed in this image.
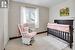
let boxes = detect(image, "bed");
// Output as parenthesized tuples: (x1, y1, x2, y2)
(47, 20, 73, 48)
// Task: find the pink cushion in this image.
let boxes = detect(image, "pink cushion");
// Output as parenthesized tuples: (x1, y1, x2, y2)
(18, 24, 37, 38)
(22, 32, 37, 38)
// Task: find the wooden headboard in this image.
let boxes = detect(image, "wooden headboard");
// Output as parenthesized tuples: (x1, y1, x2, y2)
(54, 20, 73, 26)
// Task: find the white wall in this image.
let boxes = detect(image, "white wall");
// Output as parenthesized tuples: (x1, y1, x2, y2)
(49, 0, 75, 23)
(8, 1, 49, 37)
(49, 0, 75, 49)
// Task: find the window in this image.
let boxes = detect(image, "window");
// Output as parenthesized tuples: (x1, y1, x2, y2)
(21, 7, 39, 28)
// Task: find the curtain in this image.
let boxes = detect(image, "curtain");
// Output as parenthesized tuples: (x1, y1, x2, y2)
(21, 7, 39, 28)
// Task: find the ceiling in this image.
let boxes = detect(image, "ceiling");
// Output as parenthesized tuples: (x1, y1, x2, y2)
(12, 0, 69, 7)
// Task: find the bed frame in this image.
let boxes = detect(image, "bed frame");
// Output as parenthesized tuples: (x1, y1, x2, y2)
(47, 20, 73, 48)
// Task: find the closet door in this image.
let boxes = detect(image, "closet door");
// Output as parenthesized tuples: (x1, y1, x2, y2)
(0, 8, 8, 50)
(0, 8, 4, 50)
(4, 8, 8, 48)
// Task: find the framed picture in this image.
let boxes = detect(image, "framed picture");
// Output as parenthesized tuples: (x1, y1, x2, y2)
(60, 7, 69, 16)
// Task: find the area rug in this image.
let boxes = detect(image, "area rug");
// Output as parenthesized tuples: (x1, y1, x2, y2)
(42, 35, 69, 50)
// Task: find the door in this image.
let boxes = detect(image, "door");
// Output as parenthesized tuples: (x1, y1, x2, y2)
(0, 8, 4, 50)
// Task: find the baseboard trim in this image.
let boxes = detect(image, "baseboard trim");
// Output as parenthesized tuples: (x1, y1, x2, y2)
(9, 36, 22, 40)
(9, 31, 47, 40)
(37, 31, 47, 34)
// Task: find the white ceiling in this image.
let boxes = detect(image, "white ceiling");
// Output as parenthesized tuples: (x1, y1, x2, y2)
(12, 0, 69, 7)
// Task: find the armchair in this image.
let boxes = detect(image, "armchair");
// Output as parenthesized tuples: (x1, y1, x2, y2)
(18, 24, 37, 45)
